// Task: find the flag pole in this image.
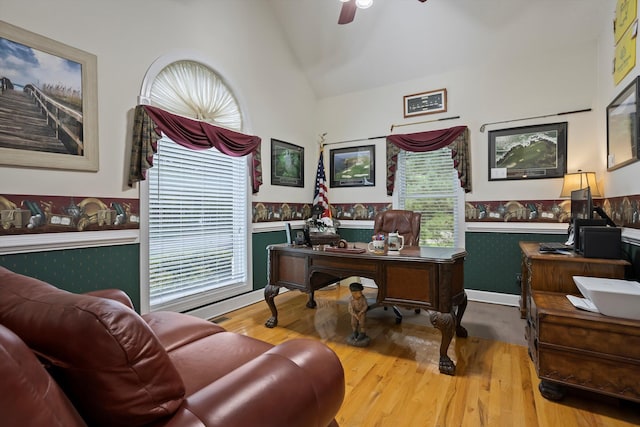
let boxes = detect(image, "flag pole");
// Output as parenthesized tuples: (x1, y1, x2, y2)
(319, 132, 327, 151)
(314, 133, 331, 219)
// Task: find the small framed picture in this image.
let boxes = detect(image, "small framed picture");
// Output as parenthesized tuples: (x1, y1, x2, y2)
(330, 145, 375, 188)
(271, 139, 304, 187)
(403, 88, 447, 118)
(488, 122, 567, 181)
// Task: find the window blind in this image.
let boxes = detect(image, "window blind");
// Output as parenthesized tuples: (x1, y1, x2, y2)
(148, 138, 248, 311)
(397, 147, 460, 247)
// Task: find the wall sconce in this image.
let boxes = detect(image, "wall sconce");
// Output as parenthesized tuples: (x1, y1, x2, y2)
(559, 170, 602, 198)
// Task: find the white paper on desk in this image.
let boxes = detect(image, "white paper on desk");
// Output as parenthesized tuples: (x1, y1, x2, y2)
(566, 295, 600, 313)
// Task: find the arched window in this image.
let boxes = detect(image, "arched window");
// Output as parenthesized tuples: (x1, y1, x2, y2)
(140, 58, 252, 314)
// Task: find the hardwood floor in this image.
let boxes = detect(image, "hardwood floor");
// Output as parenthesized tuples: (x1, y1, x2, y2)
(215, 284, 640, 427)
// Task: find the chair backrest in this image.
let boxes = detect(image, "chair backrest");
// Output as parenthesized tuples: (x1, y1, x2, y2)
(373, 210, 421, 247)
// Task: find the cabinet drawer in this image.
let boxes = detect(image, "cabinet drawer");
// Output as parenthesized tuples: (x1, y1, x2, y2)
(538, 347, 640, 402)
(538, 320, 640, 359)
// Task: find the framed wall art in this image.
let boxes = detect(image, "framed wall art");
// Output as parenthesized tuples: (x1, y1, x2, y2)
(330, 145, 375, 188)
(403, 88, 447, 118)
(0, 20, 98, 171)
(271, 138, 304, 187)
(606, 75, 639, 171)
(488, 122, 567, 181)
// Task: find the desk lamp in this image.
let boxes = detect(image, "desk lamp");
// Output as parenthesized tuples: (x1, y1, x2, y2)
(559, 170, 602, 198)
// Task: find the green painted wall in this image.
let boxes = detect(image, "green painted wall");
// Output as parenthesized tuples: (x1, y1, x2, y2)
(465, 232, 567, 294)
(2, 230, 635, 315)
(337, 228, 376, 243)
(0, 244, 140, 310)
(252, 231, 286, 291)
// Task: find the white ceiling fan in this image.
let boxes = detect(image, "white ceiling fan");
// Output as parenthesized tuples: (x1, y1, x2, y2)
(338, 0, 428, 25)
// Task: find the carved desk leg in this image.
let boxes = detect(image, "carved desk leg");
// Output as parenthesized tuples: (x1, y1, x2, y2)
(455, 292, 468, 338)
(264, 284, 280, 328)
(429, 310, 457, 375)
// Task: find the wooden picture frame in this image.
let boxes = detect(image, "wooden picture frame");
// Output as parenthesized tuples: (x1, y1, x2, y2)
(606, 75, 640, 171)
(403, 88, 447, 118)
(0, 20, 99, 171)
(330, 145, 375, 188)
(488, 122, 567, 181)
(271, 139, 304, 187)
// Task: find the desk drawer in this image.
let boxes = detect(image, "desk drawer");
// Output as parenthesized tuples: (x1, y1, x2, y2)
(382, 263, 435, 304)
(311, 256, 378, 276)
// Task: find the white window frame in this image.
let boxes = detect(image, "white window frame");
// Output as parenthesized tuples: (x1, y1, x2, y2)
(138, 52, 254, 315)
(393, 148, 466, 249)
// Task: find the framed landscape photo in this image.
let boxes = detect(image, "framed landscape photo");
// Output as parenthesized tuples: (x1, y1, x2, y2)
(606, 75, 640, 171)
(271, 139, 304, 187)
(330, 145, 375, 188)
(488, 122, 567, 181)
(403, 88, 447, 118)
(0, 20, 99, 171)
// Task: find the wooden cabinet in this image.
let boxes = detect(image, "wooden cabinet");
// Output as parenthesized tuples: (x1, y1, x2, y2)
(527, 291, 640, 402)
(519, 241, 629, 318)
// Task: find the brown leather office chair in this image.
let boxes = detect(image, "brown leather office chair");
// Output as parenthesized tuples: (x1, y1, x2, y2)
(373, 209, 422, 246)
(370, 209, 422, 323)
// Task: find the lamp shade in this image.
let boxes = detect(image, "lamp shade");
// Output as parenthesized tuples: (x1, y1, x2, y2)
(559, 171, 602, 198)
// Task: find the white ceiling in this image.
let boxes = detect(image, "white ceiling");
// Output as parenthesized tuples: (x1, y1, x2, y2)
(268, 0, 611, 99)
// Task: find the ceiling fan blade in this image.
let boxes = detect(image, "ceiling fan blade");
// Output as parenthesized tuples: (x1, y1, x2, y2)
(338, 0, 357, 25)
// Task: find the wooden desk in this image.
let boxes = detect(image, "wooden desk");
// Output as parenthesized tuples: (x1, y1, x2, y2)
(264, 243, 468, 375)
(519, 241, 629, 318)
(528, 291, 640, 402)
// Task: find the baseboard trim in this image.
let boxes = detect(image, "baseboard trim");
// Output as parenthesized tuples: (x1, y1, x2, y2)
(184, 286, 520, 322)
(185, 289, 268, 320)
(465, 289, 520, 307)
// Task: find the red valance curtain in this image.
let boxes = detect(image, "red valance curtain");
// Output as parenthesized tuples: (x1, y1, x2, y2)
(386, 125, 471, 195)
(128, 105, 263, 193)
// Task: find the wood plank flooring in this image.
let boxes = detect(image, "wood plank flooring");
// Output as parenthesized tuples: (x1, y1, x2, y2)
(216, 285, 640, 427)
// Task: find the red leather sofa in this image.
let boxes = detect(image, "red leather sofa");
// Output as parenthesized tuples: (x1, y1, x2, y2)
(0, 267, 345, 427)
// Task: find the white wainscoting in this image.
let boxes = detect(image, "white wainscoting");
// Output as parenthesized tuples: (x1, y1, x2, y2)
(0, 229, 140, 255)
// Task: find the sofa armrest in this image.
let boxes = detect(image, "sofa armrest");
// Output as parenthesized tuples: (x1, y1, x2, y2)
(0, 325, 87, 427)
(84, 289, 134, 309)
(160, 339, 344, 427)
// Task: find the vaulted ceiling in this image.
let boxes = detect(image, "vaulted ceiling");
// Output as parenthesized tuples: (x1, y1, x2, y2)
(268, 0, 610, 99)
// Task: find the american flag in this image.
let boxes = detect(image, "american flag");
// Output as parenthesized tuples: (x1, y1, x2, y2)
(313, 150, 330, 216)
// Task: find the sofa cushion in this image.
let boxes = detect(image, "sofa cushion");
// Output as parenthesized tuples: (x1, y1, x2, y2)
(144, 311, 274, 395)
(0, 267, 185, 427)
(143, 310, 227, 352)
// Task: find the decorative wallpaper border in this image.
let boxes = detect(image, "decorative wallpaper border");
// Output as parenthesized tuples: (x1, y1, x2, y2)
(253, 194, 640, 229)
(252, 202, 392, 223)
(465, 195, 640, 229)
(0, 194, 139, 236)
(6, 193, 634, 236)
